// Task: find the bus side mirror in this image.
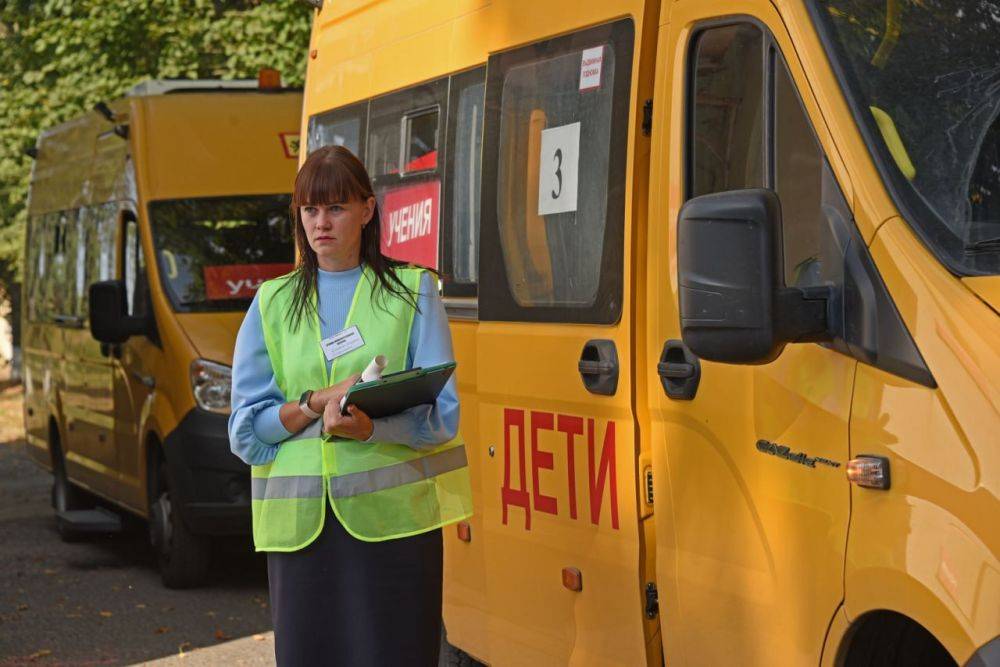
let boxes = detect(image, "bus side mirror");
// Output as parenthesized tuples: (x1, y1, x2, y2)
(89, 280, 148, 344)
(677, 188, 830, 364)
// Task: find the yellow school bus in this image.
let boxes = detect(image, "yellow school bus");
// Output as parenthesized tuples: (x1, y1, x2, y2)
(21, 78, 301, 588)
(301, 0, 999, 664)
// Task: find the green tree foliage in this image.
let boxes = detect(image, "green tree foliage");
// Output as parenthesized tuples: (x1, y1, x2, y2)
(0, 0, 313, 302)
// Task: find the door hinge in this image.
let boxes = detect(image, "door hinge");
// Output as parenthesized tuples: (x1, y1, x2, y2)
(642, 99, 653, 136)
(644, 466, 654, 505)
(645, 582, 659, 619)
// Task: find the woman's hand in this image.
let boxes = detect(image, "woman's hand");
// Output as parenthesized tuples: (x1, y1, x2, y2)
(309, 373, 361, 412)
(322, 399, 374, 441)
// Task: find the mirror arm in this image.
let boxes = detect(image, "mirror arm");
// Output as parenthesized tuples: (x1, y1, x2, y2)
(773, 286, 833, 344)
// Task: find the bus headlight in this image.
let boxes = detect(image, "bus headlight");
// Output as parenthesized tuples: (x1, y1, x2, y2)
(190, 359, 232, 413)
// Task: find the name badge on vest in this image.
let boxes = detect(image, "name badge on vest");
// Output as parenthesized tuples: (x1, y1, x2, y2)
(320, 325, 365, 362)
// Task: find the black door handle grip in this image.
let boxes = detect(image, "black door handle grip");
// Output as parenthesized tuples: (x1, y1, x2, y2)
(657, 361, 695, 379)
(659, 340, 701, 400)
(579, 340, 618, 396)
(579, 360, 616, 375)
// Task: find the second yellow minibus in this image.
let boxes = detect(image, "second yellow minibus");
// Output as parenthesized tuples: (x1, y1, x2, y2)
(22, 78, 302, 588)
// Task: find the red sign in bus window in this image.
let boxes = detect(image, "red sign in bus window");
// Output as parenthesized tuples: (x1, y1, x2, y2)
(203, 263, 294, 300)
(380, 181, 440, 269)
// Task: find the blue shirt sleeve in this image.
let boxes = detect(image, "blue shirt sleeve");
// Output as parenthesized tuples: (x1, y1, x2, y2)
(228, 291, 293, 466)
(367, 271, 460, 450)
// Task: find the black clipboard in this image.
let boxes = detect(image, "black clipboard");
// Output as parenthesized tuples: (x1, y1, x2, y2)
(341, 362, 456, 419)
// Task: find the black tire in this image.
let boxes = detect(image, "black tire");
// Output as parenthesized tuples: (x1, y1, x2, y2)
(149, 457, 211, 589)
(50, 424, 88, 542)
(441, 628, 484, 667)
(845, 612, 956, 667)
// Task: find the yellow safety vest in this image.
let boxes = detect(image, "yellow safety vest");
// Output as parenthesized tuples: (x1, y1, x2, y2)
(250, 265, 473, 552)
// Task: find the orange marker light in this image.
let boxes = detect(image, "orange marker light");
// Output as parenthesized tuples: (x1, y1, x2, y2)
(562, 567, 583, 592)
(258, 68, 281, 89)
(847, 455, 891, 490)
(456, 521, 471, 543)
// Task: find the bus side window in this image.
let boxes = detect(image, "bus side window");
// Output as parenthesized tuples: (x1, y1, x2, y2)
(72, 208, 89, 318)
(442, 67, 485, 298)
(308, 101, 368, 158)
(689, 24, 765, 198)
(25, 214, 47, 322)
(366, 78, 448, 271)
(45, 211, 70, 319)
(479, 19, 634, 323)
(772, 51, 846, 288)
(687, 23, 848, 290)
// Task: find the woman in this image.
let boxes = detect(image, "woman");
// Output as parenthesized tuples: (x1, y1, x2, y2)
(228, 145, 473, 666)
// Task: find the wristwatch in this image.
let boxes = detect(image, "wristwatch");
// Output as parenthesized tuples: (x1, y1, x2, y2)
(298, 390, 322, 419)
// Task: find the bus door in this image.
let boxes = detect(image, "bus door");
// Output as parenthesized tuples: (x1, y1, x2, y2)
(646, 2, 855, 663)
(112, 209, 156, 510)
(472, 19, 648, 665)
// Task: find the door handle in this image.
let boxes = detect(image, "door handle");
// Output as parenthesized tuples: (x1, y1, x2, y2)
(130, 370, 156, 388)
(579, 340, 618, 396)
(658, 340, 700, 400)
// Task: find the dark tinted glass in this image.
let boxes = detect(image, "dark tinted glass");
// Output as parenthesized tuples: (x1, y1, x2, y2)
(149, 195, 294, 312)
(689, 24, 764, 198)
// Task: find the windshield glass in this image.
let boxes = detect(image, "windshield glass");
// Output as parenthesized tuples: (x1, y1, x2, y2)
(813, 0, 1000, 275)
(149, 195, 295, 312)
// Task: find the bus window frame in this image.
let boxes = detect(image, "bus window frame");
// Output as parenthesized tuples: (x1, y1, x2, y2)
(477, 18, 635, 325)
(441, 65, 486, 300)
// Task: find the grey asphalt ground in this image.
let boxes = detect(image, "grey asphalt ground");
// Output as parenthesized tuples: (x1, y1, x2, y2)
(0, 434, 273, 666)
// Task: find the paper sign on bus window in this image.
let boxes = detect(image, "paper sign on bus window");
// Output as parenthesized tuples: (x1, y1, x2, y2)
(579, 46, 604, 91)
(203, 263, 294, 300)
(538, 122, 580, 216)
(380, 181, 440, 269)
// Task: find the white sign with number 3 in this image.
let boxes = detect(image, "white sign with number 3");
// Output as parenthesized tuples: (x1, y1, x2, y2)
(537, 122, 580, 216)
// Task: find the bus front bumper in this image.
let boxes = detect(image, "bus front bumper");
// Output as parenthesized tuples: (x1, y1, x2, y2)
(163, 408, 251, 537)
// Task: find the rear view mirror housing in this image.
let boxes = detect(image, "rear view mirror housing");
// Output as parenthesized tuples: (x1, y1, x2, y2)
(677, 189, 831, 364)
(89, 280, 149, 344)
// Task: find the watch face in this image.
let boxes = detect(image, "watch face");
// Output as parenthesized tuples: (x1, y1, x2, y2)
(299, 390, 312, 406)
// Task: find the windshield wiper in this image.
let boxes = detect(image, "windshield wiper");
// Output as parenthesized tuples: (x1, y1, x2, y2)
(965, 237, 1000, 255)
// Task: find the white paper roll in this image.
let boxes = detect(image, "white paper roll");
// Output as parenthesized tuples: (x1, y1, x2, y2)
(340, 355, 387, 411)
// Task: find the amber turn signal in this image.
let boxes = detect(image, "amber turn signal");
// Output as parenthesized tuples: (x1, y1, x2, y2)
(562, 567, 583, 592)
(456, 521, 471, 542)
(847, 455, 890, 490)
(258, 68, 281, 89)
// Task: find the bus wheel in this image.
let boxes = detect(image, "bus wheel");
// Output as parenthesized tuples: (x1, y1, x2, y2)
(149, 459, 211, 589)
(50, 424, 87, 542)
(441, 628, 484, 667)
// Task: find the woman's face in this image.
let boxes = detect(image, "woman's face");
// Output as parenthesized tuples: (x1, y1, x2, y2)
(300, 196, 375, 268)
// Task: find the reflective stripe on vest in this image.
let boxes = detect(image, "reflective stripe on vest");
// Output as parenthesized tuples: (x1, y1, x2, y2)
(251, 443, 468, 501)
(328, 444, 468, 499)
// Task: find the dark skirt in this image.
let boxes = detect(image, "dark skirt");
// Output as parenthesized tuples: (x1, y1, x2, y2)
(267, 503, 443, 667)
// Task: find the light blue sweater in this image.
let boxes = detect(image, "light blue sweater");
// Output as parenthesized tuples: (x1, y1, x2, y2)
(228, 265, 459, 466)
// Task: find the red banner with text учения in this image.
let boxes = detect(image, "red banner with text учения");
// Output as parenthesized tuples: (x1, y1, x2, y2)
(203, 263, 294, 300)
(379, 181, 440, 269)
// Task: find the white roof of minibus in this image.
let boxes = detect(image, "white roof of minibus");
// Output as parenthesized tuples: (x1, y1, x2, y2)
(126, 79, 257, 96)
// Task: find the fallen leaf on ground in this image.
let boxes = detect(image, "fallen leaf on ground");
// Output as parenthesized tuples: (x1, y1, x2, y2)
(42, 569, 57, 575)
(214, 628, 230, 641)
(16, 603, 28, 611)
(177, 641, 192, 655)
(155, 626, 171, 635)
(27, 649, 51, 661)
(253, 634, 266, 641)
(99, 611, 112, 618)
(135, 603, 147, 609)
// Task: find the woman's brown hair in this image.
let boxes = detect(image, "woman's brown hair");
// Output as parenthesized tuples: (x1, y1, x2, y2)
(283, 145, 418, 331)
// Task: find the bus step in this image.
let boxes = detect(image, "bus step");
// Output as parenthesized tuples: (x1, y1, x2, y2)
(56, 507, 122, 533)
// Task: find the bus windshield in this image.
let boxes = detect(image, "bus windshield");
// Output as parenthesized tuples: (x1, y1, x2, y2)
(149, 194, 295, 312)
(813, 0, 1000, 275)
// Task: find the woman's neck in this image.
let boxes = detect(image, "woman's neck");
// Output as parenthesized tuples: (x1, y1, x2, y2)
(317, 253, 361, 272)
